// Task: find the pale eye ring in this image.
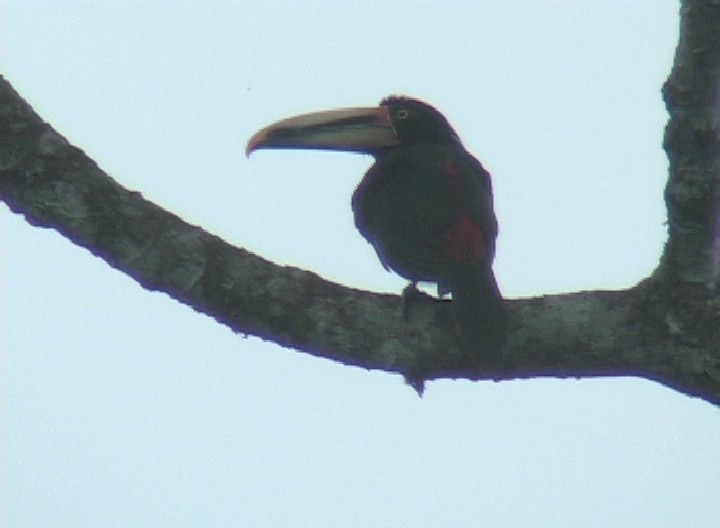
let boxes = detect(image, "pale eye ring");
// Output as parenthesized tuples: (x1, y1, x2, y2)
(396, 109, 409, 119)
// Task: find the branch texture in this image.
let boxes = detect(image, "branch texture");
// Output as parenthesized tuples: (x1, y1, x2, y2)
(1, 0, 719, 403)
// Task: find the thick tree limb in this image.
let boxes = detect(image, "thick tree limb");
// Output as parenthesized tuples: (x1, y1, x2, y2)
(662, 1, 720, 286)
(1, 0, 719, 403)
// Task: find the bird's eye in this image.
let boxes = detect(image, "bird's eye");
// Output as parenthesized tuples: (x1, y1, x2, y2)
(396, 109, 409, 120)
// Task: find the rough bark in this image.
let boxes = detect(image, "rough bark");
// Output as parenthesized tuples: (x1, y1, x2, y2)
(1, 0, 719, 402)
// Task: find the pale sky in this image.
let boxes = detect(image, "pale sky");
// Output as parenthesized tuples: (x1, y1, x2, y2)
(3, 2, 720, 527)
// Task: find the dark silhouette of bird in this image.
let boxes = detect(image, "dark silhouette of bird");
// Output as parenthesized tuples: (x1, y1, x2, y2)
(247, 96, 506, 361)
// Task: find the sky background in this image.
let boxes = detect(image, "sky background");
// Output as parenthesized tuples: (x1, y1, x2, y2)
(2, 1, 720, 527)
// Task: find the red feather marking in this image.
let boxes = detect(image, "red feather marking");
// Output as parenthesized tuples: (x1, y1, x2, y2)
(443, 214, 486, 263)
(440, 159, 460, 177)
(438, 159, 486, 263)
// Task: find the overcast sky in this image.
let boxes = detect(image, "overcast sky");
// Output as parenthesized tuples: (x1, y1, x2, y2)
(3, 1, 720, 527)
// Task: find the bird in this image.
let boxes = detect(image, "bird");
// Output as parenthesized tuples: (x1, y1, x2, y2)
(246, 96, 506, 362)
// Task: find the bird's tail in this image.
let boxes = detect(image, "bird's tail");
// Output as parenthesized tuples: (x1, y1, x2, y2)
(447, 262, 507, 362)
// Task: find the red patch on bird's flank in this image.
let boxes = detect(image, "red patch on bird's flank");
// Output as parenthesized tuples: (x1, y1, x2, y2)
(443, 215, 486, 263)
(440, 159, 460, 176)
(439, 159, 486, 262)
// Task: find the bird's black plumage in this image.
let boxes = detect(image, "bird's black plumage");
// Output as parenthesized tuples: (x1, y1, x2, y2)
(247, 96, 506, 360)
(352, 97, 505, 359)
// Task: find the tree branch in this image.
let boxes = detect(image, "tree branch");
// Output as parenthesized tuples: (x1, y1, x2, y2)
(661, 1, 720, 283)
(1, 0, 719, 403)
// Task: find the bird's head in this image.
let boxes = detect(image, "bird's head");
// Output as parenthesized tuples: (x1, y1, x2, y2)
(379, 96, 462, 147)
(246, 95, 462, 157)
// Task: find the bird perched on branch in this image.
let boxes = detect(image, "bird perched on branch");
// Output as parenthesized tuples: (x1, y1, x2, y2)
(247, 96, 506, 361)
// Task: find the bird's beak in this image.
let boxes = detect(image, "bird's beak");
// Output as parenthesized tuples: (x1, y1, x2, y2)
(246, 105, 399, 156)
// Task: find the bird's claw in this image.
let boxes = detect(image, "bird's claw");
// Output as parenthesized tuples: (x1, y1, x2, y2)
(401, 282, 434, 321)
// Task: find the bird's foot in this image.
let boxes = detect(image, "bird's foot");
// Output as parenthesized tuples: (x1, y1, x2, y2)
(401, 282, 434, 321)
